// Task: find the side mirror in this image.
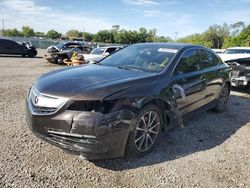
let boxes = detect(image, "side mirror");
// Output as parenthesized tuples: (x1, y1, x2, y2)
(103, 52, 109, 56)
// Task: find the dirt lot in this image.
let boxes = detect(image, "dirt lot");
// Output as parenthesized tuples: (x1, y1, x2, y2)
(0, 50, 249, 188)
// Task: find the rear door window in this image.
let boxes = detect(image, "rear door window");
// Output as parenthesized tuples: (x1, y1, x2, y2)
(198, 49, 219, 69)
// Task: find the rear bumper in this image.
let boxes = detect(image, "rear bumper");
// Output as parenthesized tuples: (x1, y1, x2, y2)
(26, 99, 135, 160)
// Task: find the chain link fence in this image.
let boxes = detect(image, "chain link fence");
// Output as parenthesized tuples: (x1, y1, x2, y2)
(1, 36, 61, 49)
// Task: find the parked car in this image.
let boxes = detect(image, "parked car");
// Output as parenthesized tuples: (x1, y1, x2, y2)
(0, 38, 37, 57)
(83, 46, 123, 63)
(26, 43, 231, 160)
(219, 47, 250, 62)
(211, 49, 225, 54)
(218, 47, 250, 87)
(44, 43, 91, 64)
(47, 42, 89, 52)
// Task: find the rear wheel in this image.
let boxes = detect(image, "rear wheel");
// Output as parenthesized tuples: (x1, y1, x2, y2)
(214, 84, 230, 112)
(126, 104, 162, 157)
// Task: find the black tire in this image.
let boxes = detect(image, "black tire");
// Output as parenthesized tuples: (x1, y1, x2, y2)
(126, 104, 163, 157)
(27, 51, 35, 57)
(21, 54, 26, 57)
(213, 84, 230, 112)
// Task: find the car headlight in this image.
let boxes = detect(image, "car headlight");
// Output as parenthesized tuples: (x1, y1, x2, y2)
(30, 87, 68, 109)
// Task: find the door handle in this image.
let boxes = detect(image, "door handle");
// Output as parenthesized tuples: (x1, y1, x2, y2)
(173, 84, 186, 101)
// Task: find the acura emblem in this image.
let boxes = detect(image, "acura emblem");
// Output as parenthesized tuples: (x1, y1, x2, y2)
(34, 96, 39, 104)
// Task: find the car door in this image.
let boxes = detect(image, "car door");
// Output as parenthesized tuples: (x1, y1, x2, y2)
(198, 49, 222, 104)
(171, 49, 207, 115)
(6, 40, 23, 55)
(0, 40, 13, 54)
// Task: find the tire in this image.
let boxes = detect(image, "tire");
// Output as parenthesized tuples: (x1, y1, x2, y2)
(27, 51, 35, 57)
(126, 104, 163, 157)
(213, 84, 230, 112)
(21, 54, 26, 57)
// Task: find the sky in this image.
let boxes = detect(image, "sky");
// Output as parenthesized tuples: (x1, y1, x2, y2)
(0, 0, 250, 39)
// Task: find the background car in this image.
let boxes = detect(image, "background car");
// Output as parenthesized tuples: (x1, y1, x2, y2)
(47, 41, 90, 52)
(83, 46, 123, 63)
(0, 38, 37, 57)
(218, 47, 250, 87)
(26, 43, 231, 160)
(44, 43, 92, 64)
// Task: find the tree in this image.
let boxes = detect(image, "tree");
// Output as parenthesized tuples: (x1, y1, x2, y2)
(21, 26, 35, 37)
(46, 30, 61, 39)
(93, 30, 114, 43)
(230, 21, 246, 36)
(82, 32, 93, 41)
(3, 28, 20, 36)
(153, 36, 173, 42)
(35, 32, 45, 38)
(65, 29, 82, 38)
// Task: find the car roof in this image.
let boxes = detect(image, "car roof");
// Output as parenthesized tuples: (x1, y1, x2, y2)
(227, 47, 250, 50)
(132, 42, 203, 50)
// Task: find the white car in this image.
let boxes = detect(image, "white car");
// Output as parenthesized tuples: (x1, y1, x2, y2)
(211, 49, 225, 54)
(218, 47, 250, 87)
(83, 46, 123, 63)
(218, 47, 250, 62)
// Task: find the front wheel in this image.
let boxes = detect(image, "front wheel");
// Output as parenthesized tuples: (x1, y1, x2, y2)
(213, 84, 230, 112)
(27, 51, 35, 57)
(126, 104, 162, 157)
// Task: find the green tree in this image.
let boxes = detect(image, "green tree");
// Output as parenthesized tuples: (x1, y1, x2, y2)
(3, 28, 20, 36)
(230, 21, 246, 36)
(35, 32, 45, 38)
(46, 30, 61, 39)
(21, 26, 35, 37)
(82, 32, 93, 41)
(93, 30, 114, 43)
(153, 36, 173, 42)
(66, 29, 82, 38)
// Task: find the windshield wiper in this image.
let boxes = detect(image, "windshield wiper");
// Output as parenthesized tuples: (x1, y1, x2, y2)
(117, 66, 143, 72)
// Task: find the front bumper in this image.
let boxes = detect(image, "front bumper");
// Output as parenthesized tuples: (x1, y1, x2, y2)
(231, 76, 250, 86)
(26, 99, 135, 160)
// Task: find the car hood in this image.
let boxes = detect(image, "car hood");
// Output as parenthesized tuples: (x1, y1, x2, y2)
(219, 53, 250, 62)
(34, 64, 156, 99)
(83, 54, 104, 61)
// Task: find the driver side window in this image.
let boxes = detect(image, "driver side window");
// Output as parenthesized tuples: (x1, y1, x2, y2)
(174, 49, 200, 75)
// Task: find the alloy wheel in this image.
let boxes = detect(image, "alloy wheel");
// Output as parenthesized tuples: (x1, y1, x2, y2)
(134, 110, 161, 152)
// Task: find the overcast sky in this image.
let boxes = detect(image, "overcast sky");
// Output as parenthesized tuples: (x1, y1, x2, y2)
(0, 0, 250, 38)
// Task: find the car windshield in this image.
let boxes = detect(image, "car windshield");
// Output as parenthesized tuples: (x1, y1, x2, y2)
(99, 44, 177, 73)
(91, 48, 105, 55)
(56, 43, 65, 49)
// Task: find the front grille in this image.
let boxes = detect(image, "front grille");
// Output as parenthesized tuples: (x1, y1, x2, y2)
(31, 103, 57, 114)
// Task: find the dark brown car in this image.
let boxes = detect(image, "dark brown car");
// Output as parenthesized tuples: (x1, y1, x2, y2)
(26, 43, 231, 160)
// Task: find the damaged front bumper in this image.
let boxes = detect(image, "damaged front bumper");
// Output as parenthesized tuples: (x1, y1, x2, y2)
(231, 76, 250, 86)
(26, 98, 136, 160)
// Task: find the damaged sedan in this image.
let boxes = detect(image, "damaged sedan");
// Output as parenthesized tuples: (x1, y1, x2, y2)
(26, 43, 231, 160)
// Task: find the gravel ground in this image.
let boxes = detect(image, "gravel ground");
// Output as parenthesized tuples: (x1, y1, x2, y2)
(0, 50, 249, 188)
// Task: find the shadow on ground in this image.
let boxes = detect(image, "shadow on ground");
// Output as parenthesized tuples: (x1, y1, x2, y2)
(93, 94, 250, 170)
(232, 85, 250, 94)
(0, 55, 43, 58)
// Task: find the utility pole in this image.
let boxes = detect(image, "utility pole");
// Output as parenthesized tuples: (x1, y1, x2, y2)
(82, 26, 85, 41)
(2, 19, 5, 36)
(174, 32, 178, 41)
